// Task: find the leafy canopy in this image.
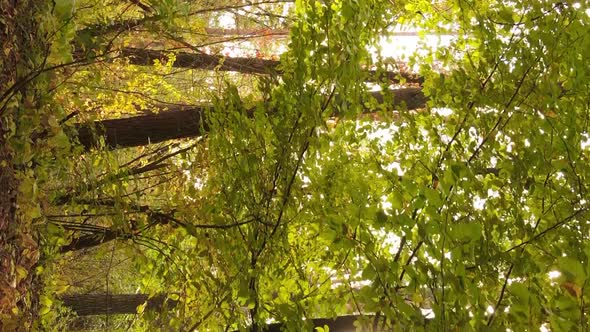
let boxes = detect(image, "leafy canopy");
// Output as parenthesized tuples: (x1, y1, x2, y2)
(30, 0, 590, 331)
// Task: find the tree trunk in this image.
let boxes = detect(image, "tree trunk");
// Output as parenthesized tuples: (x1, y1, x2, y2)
(204, 27, 290, 37)
(75, 106, 211, 149)
(59, 228, 132, 253)
(121, 47, 424, 84)
(74, 88, 426, 149)
(122, 47, 279, 75)
(61, 293, 175, 316)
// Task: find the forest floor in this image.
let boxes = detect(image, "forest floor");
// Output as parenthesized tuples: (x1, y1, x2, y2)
(0, 0, 46, 330)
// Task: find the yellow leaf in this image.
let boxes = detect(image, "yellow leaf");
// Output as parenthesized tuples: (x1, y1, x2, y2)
(15, 266, 27, 282)
(136, 302, 147, 314)
(561, 281, 581, 298)
(40, 306, 51, 315)
(545, 110, 557, 118)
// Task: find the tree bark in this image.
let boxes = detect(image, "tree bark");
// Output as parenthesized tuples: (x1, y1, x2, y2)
(75, 106, 212, 149)
(121, 47, 424, 84)
(204, 27, 290, 37)
(59, 228, 132, 253)
(60, 295, 405, 331)
(74, 88, 426, 149)
(61, 293, 176, 316)
(122, 47, 280, 75)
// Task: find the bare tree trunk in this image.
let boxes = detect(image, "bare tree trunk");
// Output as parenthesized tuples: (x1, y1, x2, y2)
(59, 228, 132, 253)
(122, 47, 279, 75)
(121, 47, 424, 84)
(204, 27, 290, 37)
(203, 28, 453, 37)
(74, 88, 426, 149)
(75, 106, 211, 149)
(61, 293, 176, 316)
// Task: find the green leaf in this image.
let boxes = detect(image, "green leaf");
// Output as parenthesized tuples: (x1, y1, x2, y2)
(389, 191, 404, 210)
(509, 283, 529, 302)
(375, 209, 388, 226)
(424, 188, 443, 208)
(54, 0, 74, 19)
(557, 256, 586, 284)
(48, 131, 70, 150)
(450, 223, 482, 242)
